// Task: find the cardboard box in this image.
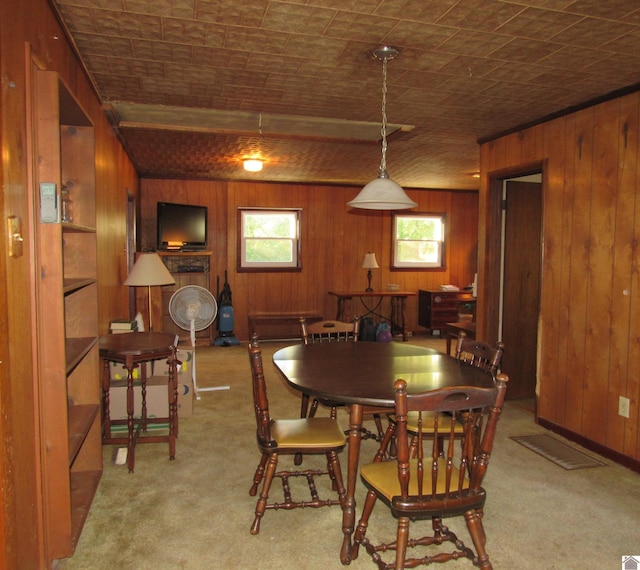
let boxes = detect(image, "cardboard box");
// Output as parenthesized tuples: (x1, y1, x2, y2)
(108, 374, 194, 419)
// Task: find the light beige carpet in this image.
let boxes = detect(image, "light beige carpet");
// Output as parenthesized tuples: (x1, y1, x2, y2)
(56, 336, 640, 570)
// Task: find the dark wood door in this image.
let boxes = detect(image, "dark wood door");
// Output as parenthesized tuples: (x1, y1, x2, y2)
(501, 180, 542, 399)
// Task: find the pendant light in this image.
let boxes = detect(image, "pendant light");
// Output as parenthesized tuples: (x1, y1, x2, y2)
(348, 46, 417, 210)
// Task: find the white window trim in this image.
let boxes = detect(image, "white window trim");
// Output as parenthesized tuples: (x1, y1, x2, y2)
(238, 208, 302, 271)
(392, 212, 446, 270)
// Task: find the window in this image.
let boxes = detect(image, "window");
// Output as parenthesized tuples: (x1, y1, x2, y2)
(238, 208, 301, 271)
(392, 213, 446, 269)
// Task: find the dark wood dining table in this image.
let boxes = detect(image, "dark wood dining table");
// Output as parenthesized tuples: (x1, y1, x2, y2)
(272, 341, 496, 565)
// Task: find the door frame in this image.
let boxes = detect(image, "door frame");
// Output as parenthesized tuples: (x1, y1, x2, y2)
(480, 160, 545, 367)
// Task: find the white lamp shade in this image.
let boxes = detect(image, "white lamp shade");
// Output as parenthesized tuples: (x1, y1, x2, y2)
(348, 176, 417, 210)
(124, 253, 176, 286)
(362, 252, 379, 269)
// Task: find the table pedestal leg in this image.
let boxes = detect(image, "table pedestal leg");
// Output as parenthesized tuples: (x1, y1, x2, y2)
(125, 356, 136, 473)
(341, 403, 363, 565)
(102, 359, 112, 439)
(390, 297, 409, 341)
(168, 352, 178, 459)
(336, 297, 351, 322)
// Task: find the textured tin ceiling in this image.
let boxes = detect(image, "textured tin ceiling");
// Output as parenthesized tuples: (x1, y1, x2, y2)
(51, 0, 640, 190)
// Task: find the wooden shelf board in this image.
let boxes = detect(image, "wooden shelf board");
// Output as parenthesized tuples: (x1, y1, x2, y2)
(63, 277, 96, 294)
(68, 404, 100, 465)
(69, 470, 102, 550)
(61, 222, 96, 233)
(65, 336, 98, 373)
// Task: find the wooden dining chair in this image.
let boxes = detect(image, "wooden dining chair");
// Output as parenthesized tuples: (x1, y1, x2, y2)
(374, 333, 505, 464)
(247, 335, 346, 535)
(299, 317, 386, 443)
(299, 316, 361, 418)
(353, 374, 509, 569)
(455, 331, 504, 375)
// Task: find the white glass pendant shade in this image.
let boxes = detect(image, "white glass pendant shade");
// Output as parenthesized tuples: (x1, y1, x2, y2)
(348, 174, 417, 210)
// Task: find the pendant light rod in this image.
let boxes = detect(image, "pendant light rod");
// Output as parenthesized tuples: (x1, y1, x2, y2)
(348, 46, 417, 210)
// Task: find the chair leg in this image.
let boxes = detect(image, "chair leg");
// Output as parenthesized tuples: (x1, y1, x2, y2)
(249, 452, 269, 496)
(251, 453, 278, 535)
(372, 413, 384, 440)
(352, 488, 378, 559)
(326, 449, 346, 503)
(464, 508, 492, 569)
(395, 516, 410, 570)
(373, 419, 396, 462)
(300, 393, 310, 418)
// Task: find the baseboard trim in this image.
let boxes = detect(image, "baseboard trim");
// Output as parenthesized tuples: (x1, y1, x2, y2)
(537, 417, 640, 474)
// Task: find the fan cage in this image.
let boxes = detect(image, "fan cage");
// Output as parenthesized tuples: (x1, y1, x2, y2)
(169, 285, 218, 331)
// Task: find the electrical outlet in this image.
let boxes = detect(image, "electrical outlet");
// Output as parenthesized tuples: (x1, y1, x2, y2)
(619, 396, 630, 419)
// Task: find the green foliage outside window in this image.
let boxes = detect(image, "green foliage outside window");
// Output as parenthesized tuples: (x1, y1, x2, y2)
(392, 213, 445, 268)
(239, 209, 300, 270)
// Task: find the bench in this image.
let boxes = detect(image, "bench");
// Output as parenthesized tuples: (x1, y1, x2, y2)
(248, 312, 323, 341)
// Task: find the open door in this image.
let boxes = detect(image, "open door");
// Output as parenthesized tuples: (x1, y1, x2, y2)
(500, 178, 542, 400)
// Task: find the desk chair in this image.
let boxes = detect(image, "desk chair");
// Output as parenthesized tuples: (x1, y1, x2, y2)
(299, 317, 386, 444)
(353, 375, 509, 569)
(248, 335, 346, 534)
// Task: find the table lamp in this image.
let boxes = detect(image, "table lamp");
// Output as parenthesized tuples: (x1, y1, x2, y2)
(362, 252, 379, 292)
(124, 253, 175, 331)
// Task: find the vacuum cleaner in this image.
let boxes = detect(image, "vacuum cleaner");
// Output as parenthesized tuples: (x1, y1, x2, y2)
(214, 271, 241, 346)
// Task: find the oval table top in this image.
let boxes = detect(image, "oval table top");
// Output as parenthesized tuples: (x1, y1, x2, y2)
(272, 341, 494, 408)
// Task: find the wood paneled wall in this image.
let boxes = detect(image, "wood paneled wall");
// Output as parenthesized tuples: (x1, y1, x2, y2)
(479, 91, 640, 464)
(140, 180, 478, 340)
(1, 0, 139, 566)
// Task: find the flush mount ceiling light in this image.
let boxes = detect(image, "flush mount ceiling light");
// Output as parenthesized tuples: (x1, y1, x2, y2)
(243, 159, 263, 172)
(348, 46, 417, 210)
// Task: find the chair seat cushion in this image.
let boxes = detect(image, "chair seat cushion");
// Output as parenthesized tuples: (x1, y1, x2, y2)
(272, 417, 346, 448)
(360, 458, 468, 501)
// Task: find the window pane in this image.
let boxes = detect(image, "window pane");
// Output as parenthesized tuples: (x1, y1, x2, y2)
(239, 208, 301, 270)
(245, 239, 293, 263)
(392, 213, 446, 269)
(244, 213, 296, 238)
(397, 241, 440, 263)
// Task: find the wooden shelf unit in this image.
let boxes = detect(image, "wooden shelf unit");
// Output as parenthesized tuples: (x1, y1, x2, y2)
(417, 289, 476, 334)
(155, 252, 214, 345)
(33, 69, 102, 561)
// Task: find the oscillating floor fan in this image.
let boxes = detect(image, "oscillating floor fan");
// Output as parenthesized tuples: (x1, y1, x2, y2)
(168, 285, 229, 399)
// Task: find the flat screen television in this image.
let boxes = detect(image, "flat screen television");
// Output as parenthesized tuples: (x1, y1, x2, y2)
(157, 202, 208, 250)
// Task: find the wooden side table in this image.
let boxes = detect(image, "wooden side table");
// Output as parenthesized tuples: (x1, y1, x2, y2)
(100, 332, 179, 473)
(328, 290, 416, 341)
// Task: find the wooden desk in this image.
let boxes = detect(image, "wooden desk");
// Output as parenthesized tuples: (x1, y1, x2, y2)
(100, 332, 179, 473)
(328, 290, 416, 341)
(443, 321, 476, 355)
(272, 341, 495, 564)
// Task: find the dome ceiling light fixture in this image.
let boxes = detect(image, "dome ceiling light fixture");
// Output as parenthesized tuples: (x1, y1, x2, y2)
(348, 46, 417, 210)
(243, 159, 263, 172)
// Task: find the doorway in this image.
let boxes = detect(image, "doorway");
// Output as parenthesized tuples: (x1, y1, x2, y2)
(500, 176, 542, 400)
